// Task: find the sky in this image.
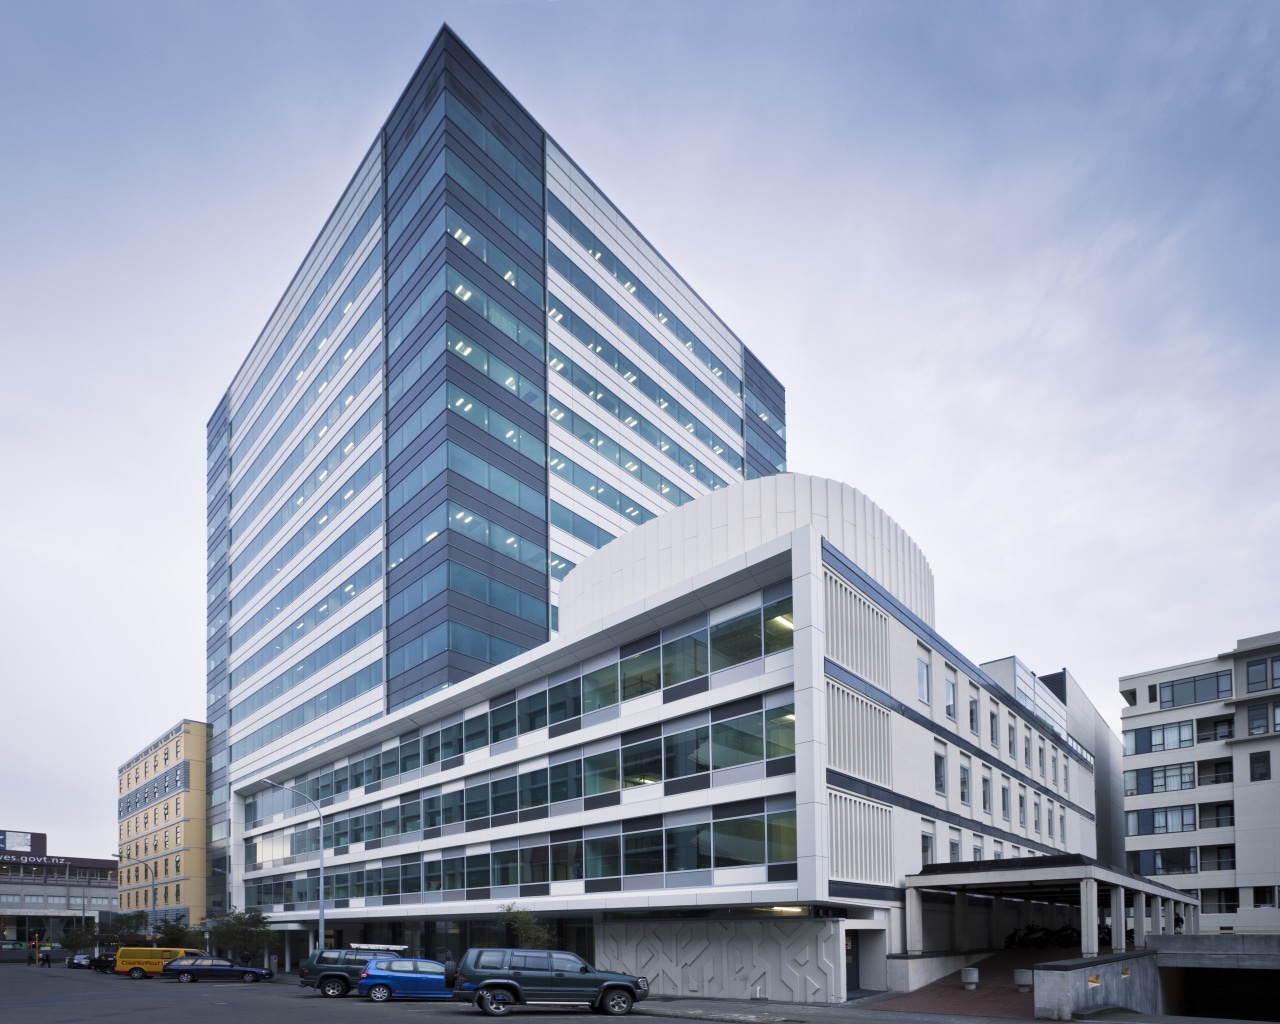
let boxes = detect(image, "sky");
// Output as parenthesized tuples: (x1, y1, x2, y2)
(1, 0, 1277, 857)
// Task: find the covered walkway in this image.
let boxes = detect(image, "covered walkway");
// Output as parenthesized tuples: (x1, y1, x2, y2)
(905, 854, 1200, 959)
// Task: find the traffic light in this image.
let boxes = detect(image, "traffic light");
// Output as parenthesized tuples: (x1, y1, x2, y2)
(29, 941, 36, 949)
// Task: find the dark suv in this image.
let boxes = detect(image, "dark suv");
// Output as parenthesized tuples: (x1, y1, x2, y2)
(299, 948, 404, 997)
(452, 948, 648, 1016)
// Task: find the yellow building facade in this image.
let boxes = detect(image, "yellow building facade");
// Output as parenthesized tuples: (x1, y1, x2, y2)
(116, 720, 208, 931)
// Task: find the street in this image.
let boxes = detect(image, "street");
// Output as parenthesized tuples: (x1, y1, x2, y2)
(0, 964, 1097, 1024)
(0, 966, 613, 1024)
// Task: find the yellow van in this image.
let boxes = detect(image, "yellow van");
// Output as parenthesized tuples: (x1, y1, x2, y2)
(115, 947, 208, 978)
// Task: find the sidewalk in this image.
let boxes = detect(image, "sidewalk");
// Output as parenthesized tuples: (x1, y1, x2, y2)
(634, 994, 1239, 1024)
(636, 994, 1042, 1024)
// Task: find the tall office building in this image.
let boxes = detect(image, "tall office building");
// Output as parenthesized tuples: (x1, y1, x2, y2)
(1119, 629, 1280, 932)
(204, 27, 785, 916)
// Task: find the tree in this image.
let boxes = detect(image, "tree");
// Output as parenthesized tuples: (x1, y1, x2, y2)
(500, 904, 550, 950)
(156, 914, 200, 949)
(59, 921, 98, 952)
(199, 908, 277, 963)
(111, 911, 150, 945)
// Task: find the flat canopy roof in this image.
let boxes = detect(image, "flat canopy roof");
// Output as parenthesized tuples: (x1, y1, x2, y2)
(908, 854, 1197, 907)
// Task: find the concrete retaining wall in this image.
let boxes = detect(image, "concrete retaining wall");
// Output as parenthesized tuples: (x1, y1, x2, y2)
(1148, 931, 1280, 969)
(886, 951, 996, 993)
(1033, 951, 1159, 1020)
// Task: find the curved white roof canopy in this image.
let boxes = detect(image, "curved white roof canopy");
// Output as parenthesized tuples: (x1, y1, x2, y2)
(559, 473, 935, 632)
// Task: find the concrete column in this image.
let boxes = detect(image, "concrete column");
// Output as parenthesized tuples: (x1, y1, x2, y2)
(308, 929, 316, 954)
(284, 936, 291, 972)
(1110, 886, 1126, 952)
(1133, 892, 1147, 946)
(1163, 898, 1175, 936)
(906, 887, 924, 956)
(1080, 878, 1099, 957)
(954, 892, 969, 952)
(990, 896, 1007, 950)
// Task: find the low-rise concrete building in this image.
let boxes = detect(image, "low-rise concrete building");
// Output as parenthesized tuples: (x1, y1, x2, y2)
(0, 829, 117, 948)
(234, 474, 1122, 1000)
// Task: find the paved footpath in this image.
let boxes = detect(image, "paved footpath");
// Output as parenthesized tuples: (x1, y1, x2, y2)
(635, 995, 1246, 1024)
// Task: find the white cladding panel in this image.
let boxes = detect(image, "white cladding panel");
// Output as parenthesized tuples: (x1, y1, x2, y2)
(560, 474, 935, 633)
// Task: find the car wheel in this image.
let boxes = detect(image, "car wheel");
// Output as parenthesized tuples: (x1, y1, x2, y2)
(478, 988, 515, 1016)
(369, 984, 393, 1002)
(178, 972, 196, 983)
(320, 977, 348, 997)
(601, 989, 633, 1016)
(129, 967, 146, 980)
(242, 972, 260, 983)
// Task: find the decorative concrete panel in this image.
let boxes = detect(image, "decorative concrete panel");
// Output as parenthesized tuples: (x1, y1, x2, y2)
(598, 918, 842, 1002)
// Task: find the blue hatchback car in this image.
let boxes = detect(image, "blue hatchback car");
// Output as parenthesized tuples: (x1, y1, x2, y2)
(358, 957, 453, 1002)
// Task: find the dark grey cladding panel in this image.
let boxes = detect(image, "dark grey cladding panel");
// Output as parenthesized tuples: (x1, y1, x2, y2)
(445, 355, 548, 444)
(444, 183, 544, 282)
(384, 28, 544, 189)
(207, 391, 230, 440)
(745, 449, 779, 479)
(445, 228, 544, 323)
(118, 761, 191, 819)
(386, 224, 448, 321)
(743, 346, 785, 415)
(387, 656, 453, 710)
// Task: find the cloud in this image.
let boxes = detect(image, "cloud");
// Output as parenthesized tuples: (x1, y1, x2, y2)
(0, 0, 1276, 853)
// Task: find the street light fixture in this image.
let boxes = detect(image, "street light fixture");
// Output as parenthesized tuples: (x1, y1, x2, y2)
(119, 848, 160, 946)
(259, 779, 326, 952)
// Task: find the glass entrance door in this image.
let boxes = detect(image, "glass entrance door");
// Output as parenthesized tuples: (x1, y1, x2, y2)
(844, 932, 860, 997)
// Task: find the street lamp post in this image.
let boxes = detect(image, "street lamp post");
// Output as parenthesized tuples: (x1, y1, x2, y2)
(260, 780, 325, 952)
(120, 849, 160, 945)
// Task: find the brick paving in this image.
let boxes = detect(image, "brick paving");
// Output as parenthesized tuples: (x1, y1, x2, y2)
(866, 946, 1082, 1019)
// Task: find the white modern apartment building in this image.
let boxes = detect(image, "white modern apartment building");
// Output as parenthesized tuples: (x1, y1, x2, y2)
(234, 475, 1121, 1000)
(1119, 629, 1280, 932)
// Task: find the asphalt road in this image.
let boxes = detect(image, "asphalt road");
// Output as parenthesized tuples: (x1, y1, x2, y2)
(0, 966, 613, 1024)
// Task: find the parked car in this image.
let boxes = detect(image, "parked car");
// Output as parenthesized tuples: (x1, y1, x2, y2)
(299, 946, 408, 997)
(357, 957, 455, 1002)
(89, 953, 116, 973)
(114, 946, 207, 979)
(65, 954, 93, 969)
(452, 948, 648, 1016)
(161, 956, 274, 984)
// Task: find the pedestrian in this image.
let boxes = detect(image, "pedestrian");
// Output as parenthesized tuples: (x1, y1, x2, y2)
(26, 949, 34, 966)
(39, 951, 50, 968)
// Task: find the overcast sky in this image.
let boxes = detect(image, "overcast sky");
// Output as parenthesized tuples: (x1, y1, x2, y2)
(2, 1, 1276, 857)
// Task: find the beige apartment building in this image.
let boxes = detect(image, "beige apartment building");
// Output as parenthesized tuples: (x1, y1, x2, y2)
(117, 720, 209, 931)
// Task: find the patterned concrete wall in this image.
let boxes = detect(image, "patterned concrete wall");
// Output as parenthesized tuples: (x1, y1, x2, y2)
(598, 918, 843, 1003)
